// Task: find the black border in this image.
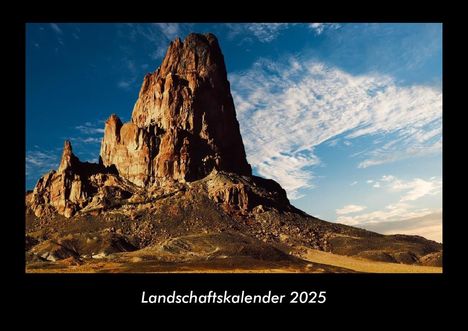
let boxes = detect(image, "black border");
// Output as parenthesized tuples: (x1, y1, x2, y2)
(7, 9, 453, 315)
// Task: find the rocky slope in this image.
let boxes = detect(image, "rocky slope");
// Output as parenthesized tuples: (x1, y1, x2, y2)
(26, 33, 442, 272)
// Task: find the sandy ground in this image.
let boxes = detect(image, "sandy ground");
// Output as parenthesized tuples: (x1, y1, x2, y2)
(26, 249, 442, 273)
(300, 248, 442, 273)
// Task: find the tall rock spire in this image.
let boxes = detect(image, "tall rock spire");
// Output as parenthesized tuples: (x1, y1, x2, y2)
(58, 140, 79, 173)
(100, 33, 251, 186)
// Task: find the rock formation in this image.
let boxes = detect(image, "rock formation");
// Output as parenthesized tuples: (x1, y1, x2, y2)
(31, 141, 89, 218)
(31, 33, 256, 218)
(30, 140, 126, 218)
(99, 114, 157, 187)
(100, 33, 251, 187)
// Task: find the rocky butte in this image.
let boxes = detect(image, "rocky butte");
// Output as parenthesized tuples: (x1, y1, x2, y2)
(26, 33, 442, 272)
(101, 33, 251, 186)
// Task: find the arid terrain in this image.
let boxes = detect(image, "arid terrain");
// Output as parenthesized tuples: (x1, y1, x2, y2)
(26, 33, 442, 273)
(25, 172, 442, 273)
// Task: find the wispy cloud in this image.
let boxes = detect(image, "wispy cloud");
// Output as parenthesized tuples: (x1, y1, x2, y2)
(230, 56, 442, 199)
(336, 175, 441, 239)
(358, 212, 442, 242)
(26, 149, 60, 179)
(116, 23, 189, 89)
(71, 137, 102, 144)
(71, 120, 105, 150)
(117, 23, 349, 91)
(358, 135, 441, 168)
(226, 23, 291, 43)
(255, 152, 319, 199)
(378, 175, 442, 202)
(117, 59, 138, 90)
(118, 81, 131, 89)
(48, 23, 66, 48)
(27, 119, 105, 187)
(309, 23, 341, 35)
(153, 23, 181, 40)
(226, 23, 341, 43)
(336, 202, 436, 227)
(49, 23, 63, 35)
(336, 204, 366, 215)
(123, 23, 187, 60)
(59, 135, 101, 164)
(75, 121, 105, 135)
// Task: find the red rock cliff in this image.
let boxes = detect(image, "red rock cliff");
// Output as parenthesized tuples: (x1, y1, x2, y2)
(100, 33, 251, 186)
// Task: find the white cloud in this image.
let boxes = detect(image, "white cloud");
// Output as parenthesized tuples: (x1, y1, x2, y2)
(118, 81, 131, 89)
(361, 212, 442, 242)
(230, 56, 442, 199)
(370, 175, 442, 202)
(227, 23, 341, 43)
(336, 204, 367, 215)
(27, 120, 106, 184)
(255, 152, 319, 199)
(75, 122, 105, 135)
(71, 137, 101, 144)
(72, 120, 105, 148)
(153, 23, 181, 40)
(381, 175, 396, 182)
(358, 134, 441, 169)
(385, 176, 442, 202)
(309, 23, 325, 34)
(48, 23, 65, 48)
(335, 175, 441, 240)
(26, 151, 56, 167)
(49, 23, 63, 35)
(337, 202, 436, 227)
(226, 23, 291, 43)
(309, 23, 341, 35)
(350, 181, 358, 186)
(26, 150, 60, 178)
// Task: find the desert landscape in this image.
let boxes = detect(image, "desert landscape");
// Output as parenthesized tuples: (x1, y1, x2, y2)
(25, 32, 442, 273)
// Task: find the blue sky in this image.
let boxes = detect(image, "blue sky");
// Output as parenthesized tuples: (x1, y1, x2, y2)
(26, 23, 442, 241)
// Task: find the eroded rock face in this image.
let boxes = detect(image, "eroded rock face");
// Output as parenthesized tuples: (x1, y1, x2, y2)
(29, 140, 130, 218)
(201, 171, 290, 213)
(31, 141, 88, 218)
(100, 114, 158, 187)
(100, 33, 251, 186)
